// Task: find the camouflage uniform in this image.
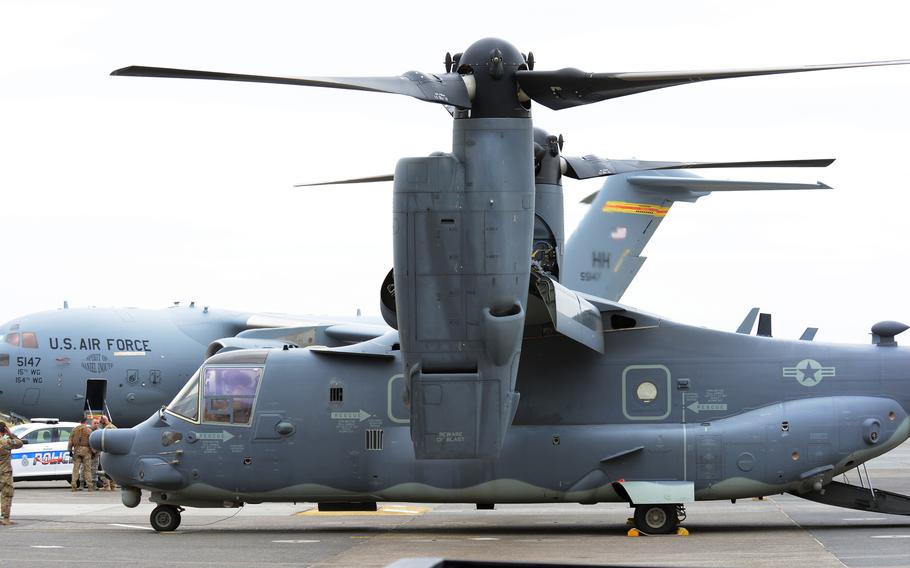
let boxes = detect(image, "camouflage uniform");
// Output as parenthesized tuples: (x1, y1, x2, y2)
(88, 422, 100, 489)
(68, 423, 94, 491)
(100, 421, 118, 490)
(0, 430, 24, 523)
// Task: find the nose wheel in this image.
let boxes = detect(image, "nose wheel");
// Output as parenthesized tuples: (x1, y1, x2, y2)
(150, 504, 182, 532)
(633, 504, 683, 534)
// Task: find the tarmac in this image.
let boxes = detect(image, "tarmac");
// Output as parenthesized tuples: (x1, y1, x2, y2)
(3, 441, 909, 568)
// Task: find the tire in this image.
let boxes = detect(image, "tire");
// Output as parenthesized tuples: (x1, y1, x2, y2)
(633, 504, 678, 534)
(150, 504, 181, 532)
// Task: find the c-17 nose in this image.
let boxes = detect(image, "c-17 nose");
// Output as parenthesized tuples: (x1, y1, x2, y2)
(90, 428, 135, 455)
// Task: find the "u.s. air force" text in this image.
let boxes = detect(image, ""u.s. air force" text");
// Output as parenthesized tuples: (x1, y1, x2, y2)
(48, 337, 152, 352)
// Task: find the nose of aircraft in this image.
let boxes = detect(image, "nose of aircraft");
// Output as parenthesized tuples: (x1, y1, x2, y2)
(90, 428, 135, 455)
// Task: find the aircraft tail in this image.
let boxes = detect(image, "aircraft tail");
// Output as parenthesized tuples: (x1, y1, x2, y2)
(563, 170, 829, 301)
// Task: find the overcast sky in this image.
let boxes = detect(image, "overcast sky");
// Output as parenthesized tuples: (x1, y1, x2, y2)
(1, 0, 909, 344)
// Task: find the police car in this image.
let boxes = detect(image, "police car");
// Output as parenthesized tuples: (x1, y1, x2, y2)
(10, 419, 80, 481)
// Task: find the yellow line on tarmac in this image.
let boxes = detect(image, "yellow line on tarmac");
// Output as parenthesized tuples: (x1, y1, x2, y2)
(296, 505, 431, 517)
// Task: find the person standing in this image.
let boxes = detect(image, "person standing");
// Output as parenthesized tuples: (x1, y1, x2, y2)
(68, 418, 94, 492)
(88, 419, 101, 490)
(0, 421, 24, 525)
(98, 416, 118, 491)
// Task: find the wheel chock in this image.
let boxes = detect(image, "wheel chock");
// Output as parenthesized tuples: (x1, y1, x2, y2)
(627, 528, 641, 537)
(676, 527, 689, 536)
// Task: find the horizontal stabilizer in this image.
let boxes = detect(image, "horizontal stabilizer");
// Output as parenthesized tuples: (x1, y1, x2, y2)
(580, 177, 830, 204)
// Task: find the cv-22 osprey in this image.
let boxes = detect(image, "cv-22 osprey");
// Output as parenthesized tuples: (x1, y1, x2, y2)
(94, 38, 910, 534)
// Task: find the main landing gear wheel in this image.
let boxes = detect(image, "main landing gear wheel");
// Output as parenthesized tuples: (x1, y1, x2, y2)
(633, 504, 680, 534)
(150, 504, 182, 532)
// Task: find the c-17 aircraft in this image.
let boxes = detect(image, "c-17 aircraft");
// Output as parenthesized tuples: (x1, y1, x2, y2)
(0, 149, 825, 427)
(0, 305, 388, 426)
(92, 37, 910, 534)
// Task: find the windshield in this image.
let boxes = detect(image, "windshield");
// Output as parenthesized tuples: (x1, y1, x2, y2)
(166, 370, 201, 422)
(10, 425, 28, 436)
(202, 367, 262, 425)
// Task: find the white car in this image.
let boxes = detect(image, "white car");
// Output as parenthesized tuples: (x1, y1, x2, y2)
(10, 419, 80, 481)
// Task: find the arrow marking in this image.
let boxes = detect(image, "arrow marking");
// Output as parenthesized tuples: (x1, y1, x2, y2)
(195, 430, 235, 442)
(687, 402, 728, 414)
(331, 410, 371, 422)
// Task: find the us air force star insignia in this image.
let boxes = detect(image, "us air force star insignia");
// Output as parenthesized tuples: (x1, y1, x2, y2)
(782, 359, 836, 387)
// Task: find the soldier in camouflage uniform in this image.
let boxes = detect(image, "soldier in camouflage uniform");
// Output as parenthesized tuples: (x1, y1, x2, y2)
(99, 416, 118, 490)
(0, 421, 24, 525)
(88, 419, 101, 490)
(68, 418, 94, 492)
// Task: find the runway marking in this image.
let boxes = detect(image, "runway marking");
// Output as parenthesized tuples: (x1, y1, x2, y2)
(843, 517, 887, 521)
(468, 537, 499, 541)
(296, 505, 430, 517)
(272, 539, 321, 544)
(108, 523, 154, 531)
(871, 534, 910, 539)
(31, 545, 63, 549)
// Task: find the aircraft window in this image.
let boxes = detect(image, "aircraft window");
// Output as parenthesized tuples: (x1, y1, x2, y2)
(636, 381, 658, 404)
(5, 333, 19, 347)
(0, 354, 7, 367)
(167, 371, 201, 422)
(21, 332, 38, 349)
(22, 428, 54, 444)
(202, 367, 262, 425)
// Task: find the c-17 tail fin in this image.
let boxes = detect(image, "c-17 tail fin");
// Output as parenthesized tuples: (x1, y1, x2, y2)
(563, 170, 830, 301)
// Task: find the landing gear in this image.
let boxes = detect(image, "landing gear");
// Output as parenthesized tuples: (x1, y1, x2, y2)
(150, 504, 182, 532)
(633, 504, 683, 534)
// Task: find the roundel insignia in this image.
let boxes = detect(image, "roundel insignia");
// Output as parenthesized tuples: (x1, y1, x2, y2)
(782, 358, 836, 387)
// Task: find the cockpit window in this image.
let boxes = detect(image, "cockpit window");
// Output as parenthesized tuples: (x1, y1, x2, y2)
(21, 332, 38, 349)
(5, 333, 19, 347)
(0, 354, 7, 367)
(166, 370, 200, 422)
(202, 367, 262, 425)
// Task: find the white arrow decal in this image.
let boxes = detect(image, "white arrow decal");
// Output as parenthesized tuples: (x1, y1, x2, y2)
(331, 410, 371, 422)
(687, 402, 728, 414)
(195, 430, 235, 442)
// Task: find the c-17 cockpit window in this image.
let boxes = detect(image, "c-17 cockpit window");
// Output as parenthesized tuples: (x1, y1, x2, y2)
(0, 354, 7, 367)
(4, 333, 19, 347)
(166, 370, 201, 422)
(202, 367, 262, 426)
(21, 332, 38, 349)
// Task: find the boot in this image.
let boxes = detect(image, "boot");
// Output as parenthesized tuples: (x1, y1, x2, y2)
(0, 518, 14, 526)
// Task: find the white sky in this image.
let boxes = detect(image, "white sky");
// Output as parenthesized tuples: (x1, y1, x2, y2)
(1, 0, 908, 344)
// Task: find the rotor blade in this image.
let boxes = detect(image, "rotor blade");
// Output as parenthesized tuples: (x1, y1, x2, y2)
(111, 66, 473, 109)
(294, 174, 394, 187)
(563, 156, 834, 180)
(517, 59, 910, 110)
